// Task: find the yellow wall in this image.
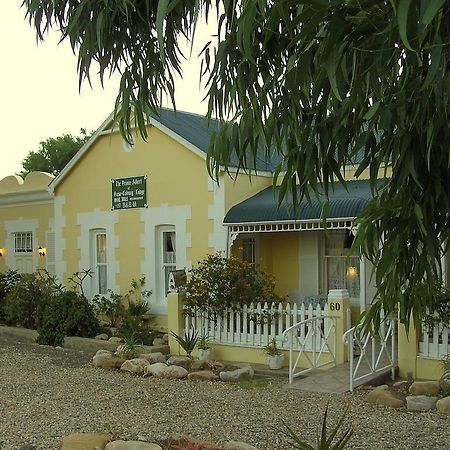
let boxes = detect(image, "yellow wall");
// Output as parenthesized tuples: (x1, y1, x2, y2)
(343, 165, 392, 181)
(54, 125, 215, 297)
(398, 322, 444, 380)
(224, 172, 272, 211)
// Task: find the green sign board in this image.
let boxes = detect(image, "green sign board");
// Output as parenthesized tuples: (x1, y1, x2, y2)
(111, 175, 147, 210)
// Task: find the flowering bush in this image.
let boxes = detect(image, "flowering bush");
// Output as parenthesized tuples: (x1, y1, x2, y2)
(184, 252, 283, 317)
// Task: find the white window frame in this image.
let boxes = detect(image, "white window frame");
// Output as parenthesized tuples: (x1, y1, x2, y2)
(91, 229, 107, 295)
(14, 232, 33, 254)
(156, 225, 176, 300)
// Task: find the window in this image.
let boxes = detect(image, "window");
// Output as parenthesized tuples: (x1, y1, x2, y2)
(162, 231, 176, 296)
(242, 238, 256, 265)
(14, 232, 33, 253)
(94, 231, 107, 295)
(324, 230, 360, 299)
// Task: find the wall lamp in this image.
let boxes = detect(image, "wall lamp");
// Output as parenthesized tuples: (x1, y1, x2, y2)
(346, 266, 358, 279)
(38, 246, 46, 257)
(0, 248, 3, 257)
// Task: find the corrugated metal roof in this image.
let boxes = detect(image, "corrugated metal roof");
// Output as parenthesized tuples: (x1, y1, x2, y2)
(155, 109, 284, 172)
(224, 180, 376, 223)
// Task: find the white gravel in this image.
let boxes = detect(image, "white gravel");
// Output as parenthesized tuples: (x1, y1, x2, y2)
(0, 336, 449, 450)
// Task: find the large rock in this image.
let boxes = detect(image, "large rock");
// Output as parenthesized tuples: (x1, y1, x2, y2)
(406, 395, 437, 411)
(366, 386, 404, 409)
(108, 336, 122, 343)
(436, 395, 450, 413)
(156, 365, 188, 379)
(144, 363, 168, 377)
(95, 333, 109, 340)
(120, 358, 150, 376)
(93, 350, 126, 370)
(409, 381, 441, 395)
(61, 432, 111, 450)
(166, 355, 192, 370)
(187, 370, 219, 381)
(223, 441, 259, 450)
(105, 441, 162, 450)
(191, 360, 213, 371)
(219, 366, 254, 382)
(139, 352, 167, 364)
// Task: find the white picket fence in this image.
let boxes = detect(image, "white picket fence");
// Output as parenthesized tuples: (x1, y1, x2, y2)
(184, 302, 328, 351)
(419, 322, 450, 359)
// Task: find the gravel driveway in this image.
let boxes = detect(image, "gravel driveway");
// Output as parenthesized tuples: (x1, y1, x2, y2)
(0, 334, 449, 450)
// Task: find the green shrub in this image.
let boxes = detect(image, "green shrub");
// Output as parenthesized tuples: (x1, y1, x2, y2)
(93, 290, 126, 327)
(94, 276, 154, 345)
(3, 271, 60, 329)
(422, 285, 450, 330)
(37, 290, 100, 346)
(184, 252, 283, 317)
(0, 270, 22, 322)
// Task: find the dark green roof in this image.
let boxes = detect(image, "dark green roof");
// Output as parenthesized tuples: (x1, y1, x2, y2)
(224, 180, 376, 223)
(155, 108, 283, 172)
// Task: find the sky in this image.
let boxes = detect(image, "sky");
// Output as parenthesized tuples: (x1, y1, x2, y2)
(0, 2, 211, 179)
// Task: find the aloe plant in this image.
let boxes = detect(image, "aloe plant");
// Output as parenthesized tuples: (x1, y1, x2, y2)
(170, 328, 199, 358)
(280, 403, 353, 450)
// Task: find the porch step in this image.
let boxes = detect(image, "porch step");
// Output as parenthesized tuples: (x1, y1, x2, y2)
(285, 362, 398, 394)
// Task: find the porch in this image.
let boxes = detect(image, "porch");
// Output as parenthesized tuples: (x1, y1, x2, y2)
(224, 180, 378, 320)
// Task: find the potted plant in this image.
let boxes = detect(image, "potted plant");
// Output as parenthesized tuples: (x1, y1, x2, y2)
(197, 334, 213, 361)
(263, 338, 284, 369)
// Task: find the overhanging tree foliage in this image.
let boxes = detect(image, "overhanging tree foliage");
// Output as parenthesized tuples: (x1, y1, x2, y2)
(23, 0, 449, 330)
(20, 129, 91, 177)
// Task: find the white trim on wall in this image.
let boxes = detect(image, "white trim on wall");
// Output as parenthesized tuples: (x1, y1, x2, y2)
(77, 209, 119, 299)
(140, 203, 191, 315)
(46, 217, 55, 276)
(54, 196, 67, 282)
(0, 191, 53, 207)
(4, 218, 39, 272)
(207, 176, 227, 252)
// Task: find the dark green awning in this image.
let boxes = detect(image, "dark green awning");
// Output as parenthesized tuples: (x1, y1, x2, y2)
(224, 180, 376, 224)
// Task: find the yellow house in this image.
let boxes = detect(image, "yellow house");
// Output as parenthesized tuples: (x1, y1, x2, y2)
(46, 109, 272, 327)
(1, 108, 448, 382)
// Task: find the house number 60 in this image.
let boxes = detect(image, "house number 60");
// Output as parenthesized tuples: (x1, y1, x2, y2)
(329, 302, 341, 311)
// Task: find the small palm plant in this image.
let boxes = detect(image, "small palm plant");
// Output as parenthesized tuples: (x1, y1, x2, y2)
(117, 333, 141, 359)
(170, 328, 199, 358)
(280, 403, 353, 450)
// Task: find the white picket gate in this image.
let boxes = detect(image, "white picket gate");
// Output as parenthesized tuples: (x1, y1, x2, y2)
(419, 322, 450, 359)
(184, 301, 328, 351)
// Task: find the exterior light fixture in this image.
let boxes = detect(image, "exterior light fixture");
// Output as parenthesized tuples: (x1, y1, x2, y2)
(38, 246, 46, 257)
(346, 266, 358, 278)
(0, 248, 3, 257)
